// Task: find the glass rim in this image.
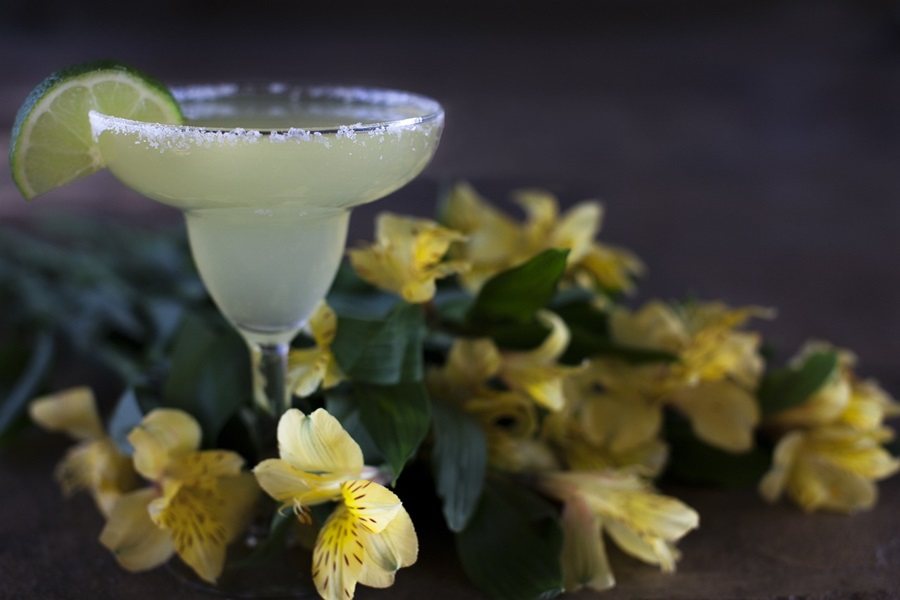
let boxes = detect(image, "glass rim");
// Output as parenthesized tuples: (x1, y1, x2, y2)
(90, 82, 445, 136)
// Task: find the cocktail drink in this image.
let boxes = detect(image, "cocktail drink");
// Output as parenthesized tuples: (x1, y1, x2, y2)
(88, 83, 444, 415)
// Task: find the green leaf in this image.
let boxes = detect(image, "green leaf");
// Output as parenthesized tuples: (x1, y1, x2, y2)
(758, 350, 839, 417)
(556, 301, 676, 365)
(663, 414, 771, 488)
(107, 387, 145, 455)
(324, 389, 384, 464)
(355, 381, 431, 481)
(161, 313, 252, 445)
(455, 476, 564, 600)
(430, 399, 488, 532)
(331, 302, 426, 385)
(0, 331, 54, 436)
(466, 249, 569, 325)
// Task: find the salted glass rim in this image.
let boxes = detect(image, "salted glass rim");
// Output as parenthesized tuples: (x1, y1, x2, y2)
(89, 82, 445, 136)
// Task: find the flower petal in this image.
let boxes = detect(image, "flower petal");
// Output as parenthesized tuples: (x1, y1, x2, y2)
(167, 450, 246, 487)
(149, 484, 231, 582)
(29, 387, 104, 441)
(582, 390, 663, 454)
(253, 457, 338, 508)
(669, 380, 760, 453)
(276, 409, 363, 485)
(341, 480, 403, 535)
(559, 495, 614, 592)
(288, 347, 331, 398)
(758, 431, 804, 504)
(100, 488, 175, 572)
(308, 301, 339, 346)
(604, 518, 681, 572)
(552, 201, 603, 264)
(128, 409, 202, 481)
(313, 504, 365, 600)
(358, 505, 418, 588)
(55, 438, 137, 516)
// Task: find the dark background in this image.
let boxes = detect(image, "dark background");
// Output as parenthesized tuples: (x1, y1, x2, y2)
(2, 1, 900, 598)
(3, 0, 900, 371)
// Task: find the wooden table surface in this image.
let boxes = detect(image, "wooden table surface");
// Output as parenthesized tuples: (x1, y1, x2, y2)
(2, 0, 899, 598)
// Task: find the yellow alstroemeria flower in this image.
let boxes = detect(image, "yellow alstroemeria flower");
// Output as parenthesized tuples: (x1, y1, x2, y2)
(536, 470, 699, 592)
(253, 408, 417, 600)
(554, 363, 670, 476)
(607, 300, 769, 452)
(758, 425, 900, 513)
(579, 359, 670, 456)
(498, 310, 581, 411)
(347, 212, 468, 303)
(465, 390, 559, 472)
(441, 182, 643, 295)
(611, 300, 771, 389)
(99, 409, 259, 583)
(426, 311, 577, 412)
(424, 340, 558, 471)
(769, 341, 900, 432)
(439, 181, 524, 291)
(288, 301, 345, 398)
(29, 387, 137, 516)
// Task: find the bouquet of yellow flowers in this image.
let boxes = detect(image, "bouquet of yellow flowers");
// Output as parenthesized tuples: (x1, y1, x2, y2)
(4, 181, 899, 600)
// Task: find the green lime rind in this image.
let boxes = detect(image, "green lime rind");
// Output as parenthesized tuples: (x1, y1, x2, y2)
(10, 60, 183, 200)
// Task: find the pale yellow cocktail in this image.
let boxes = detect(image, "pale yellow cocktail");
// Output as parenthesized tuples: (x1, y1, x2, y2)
(89, 83, 445, 413)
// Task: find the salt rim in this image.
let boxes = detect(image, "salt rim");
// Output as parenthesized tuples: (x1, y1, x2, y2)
(89, 83, 444, 150)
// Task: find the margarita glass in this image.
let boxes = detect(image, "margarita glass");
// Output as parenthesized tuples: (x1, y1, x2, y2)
(89, 83, 444, 417)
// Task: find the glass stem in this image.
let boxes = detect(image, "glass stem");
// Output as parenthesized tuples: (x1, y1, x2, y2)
(250, 341, 290, 418)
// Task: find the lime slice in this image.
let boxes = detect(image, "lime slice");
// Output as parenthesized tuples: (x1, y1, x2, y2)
(9, 60, 183, 200)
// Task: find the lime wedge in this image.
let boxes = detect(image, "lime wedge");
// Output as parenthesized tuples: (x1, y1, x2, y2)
(9, 60, 183, 200)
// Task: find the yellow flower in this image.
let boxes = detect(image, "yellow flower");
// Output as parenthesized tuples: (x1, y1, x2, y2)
(497, 310, 581, 411)
(253, 409, 417, 600)
(556, 363, 670, 476)
(611, 300, 770, 388)
(288, 301, 345, 398)
(579, 360, 670, 455)
(347, 212, 468, 303)
(29, 387, 137, 516)
(426, 311, 578, 412)
(769, 341, 900, 431)
(425, 339, 559, 471)
(758, 426, 900, 513)
(667, 380, 761, 453)
(466, 390, 559, 472)
(607, 300, 769, 452)
(536, 470, 699, 592)
(439, 181, 523, 291)
(441, 182, 643, 294)
(99, 409, 259, 583)
(425, 336, 501, 407)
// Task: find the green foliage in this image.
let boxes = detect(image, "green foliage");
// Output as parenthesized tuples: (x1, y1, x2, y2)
(554, 300, 677, 365)
(466, 249, 569, 326)
(161, 312, 252, 447)
(430, 398, 488, 532)
(0, 331, 54, 439)
(0, 219, 205, 438)
(354, 382, 431, 481)
(758, 350, 839, 417)
(331, 302, 427, 385)
(455, 476, 564, 600)
(663, 414, 771, 488)
(107, 388, 144, 455)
